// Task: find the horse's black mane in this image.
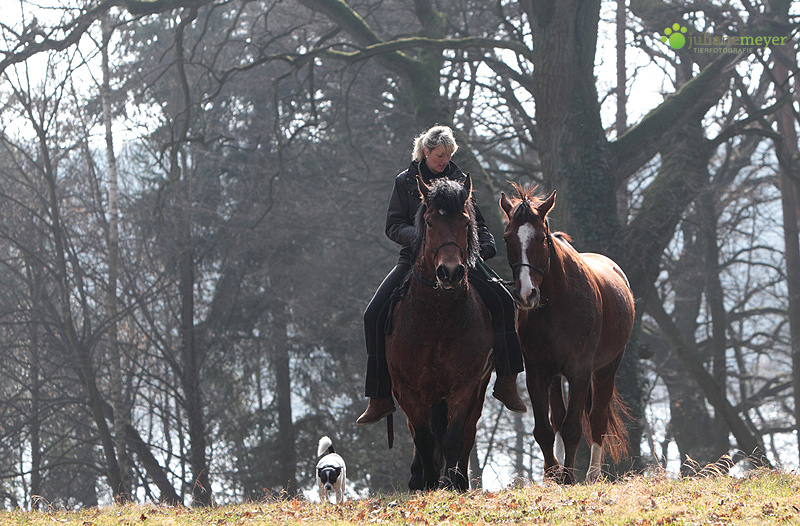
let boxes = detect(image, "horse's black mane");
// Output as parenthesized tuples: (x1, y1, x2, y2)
(412, 178, 479, 268)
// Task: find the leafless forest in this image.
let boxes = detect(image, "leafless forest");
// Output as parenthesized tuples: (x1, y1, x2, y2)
(0, 0, 798, 508)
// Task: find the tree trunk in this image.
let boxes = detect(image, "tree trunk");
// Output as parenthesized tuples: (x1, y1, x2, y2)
(773, 62, 800, 463)
(177, 170, 211, 506)
(650, 335, 722, 473)
(168, 8, 211, 506)
(32, 106, 124, 497)
(26, 262, 43, 508)
(698, 188, 735, 457)
(272, 300, 297, 495)
(527, 0, 618, 251)
(101, 13, 131, 502)
(670, 216, 729, 468)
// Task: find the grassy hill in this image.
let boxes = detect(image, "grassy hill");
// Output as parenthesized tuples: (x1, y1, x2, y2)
(1, 469, 798, 525)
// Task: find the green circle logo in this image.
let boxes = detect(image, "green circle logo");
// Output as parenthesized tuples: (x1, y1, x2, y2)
(661, 23, 688, 49)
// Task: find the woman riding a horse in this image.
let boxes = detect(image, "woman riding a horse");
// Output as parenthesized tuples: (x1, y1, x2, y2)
(357, 125, 526, 426)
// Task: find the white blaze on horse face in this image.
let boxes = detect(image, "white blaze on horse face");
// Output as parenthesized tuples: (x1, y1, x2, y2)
(516, 223, 537, 300)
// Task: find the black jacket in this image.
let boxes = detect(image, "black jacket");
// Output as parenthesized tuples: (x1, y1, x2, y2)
(385, 159, 497, 265)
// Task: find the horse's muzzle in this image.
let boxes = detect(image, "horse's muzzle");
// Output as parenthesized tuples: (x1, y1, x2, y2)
(513, 286, 540, 310)
(436, 263, 466, 290)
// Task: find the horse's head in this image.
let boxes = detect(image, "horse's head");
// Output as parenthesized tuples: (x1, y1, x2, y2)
(414, 174, 479, 290)
(500, 184, 555, 309)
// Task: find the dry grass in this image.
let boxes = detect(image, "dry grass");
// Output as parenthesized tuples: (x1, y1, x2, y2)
(1, 469, 798, 525)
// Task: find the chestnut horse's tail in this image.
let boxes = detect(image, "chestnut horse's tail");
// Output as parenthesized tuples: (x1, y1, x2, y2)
(582, 382, 631, 463)
(604, 386, 631, 463)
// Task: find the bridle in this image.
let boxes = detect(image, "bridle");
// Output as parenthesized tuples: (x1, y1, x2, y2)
(508, 221, 554, 278)
(427, 240, 468, 260)
(413, 217, 470, 290)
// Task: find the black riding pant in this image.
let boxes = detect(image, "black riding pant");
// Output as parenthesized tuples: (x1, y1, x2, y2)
(363, 262, 524, 398)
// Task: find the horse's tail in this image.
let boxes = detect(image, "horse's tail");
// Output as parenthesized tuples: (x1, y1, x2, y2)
(582, 383, 630, 463)
(605, 386, 630, 462)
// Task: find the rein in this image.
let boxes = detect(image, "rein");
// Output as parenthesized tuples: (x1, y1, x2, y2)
(412, 267, 440, 289)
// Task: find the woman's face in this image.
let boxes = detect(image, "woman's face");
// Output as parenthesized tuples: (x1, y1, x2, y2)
(423, 145, 452, 175)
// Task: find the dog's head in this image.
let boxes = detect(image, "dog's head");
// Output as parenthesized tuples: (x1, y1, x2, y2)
(317, 465, 342, 490)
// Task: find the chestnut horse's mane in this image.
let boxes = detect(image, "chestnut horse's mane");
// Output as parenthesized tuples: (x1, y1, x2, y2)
(508, 183, 571, 242)
(412, 178, 479, 268)
(511, 183, 545, 223)
(508, 183, 548, 223)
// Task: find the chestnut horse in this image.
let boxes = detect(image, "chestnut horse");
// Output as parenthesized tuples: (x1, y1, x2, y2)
(386, 174, 493, 491)
(500, 185, 635, 483)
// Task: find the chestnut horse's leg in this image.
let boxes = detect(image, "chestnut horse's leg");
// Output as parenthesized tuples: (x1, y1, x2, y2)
(560, 370, 592, 485)
(586, 354, 625, 483)
(527, 368, 559, 479)
(548, 378, 567, 478)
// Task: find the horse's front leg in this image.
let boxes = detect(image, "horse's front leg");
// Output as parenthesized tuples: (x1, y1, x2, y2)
(527, 371, 559, 478)
(438, 417, 467, 491)
(548, 377, 568, 482)
(409, 423, 438, 491)
(560, 372, 591, 484)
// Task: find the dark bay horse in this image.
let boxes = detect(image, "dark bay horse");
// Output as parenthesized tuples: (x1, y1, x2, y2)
(386, 174, 493, 491)
(500, 185, 635, 484)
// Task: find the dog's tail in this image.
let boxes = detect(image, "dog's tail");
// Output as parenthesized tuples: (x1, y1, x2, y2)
(317, 436, 335, 457)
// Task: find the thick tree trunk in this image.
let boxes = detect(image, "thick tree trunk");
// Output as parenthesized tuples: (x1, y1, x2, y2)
(527, 0, 618, 252)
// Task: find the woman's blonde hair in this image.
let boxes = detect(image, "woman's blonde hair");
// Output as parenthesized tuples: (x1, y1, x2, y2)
(412, 125, 458, 162)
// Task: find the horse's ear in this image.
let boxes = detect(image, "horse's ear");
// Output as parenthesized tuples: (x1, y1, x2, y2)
(538, 190, 556, 217)
(500, 192, 514, 219)
(417, 174, 430, 201)
(463, 172, 472, 198)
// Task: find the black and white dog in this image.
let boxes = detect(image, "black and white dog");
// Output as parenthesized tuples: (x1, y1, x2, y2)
(316, 436, 346, 504)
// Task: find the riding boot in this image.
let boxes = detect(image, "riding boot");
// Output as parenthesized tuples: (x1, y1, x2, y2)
(493, 374, 527, 413)
(356, 397, 396, 426)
